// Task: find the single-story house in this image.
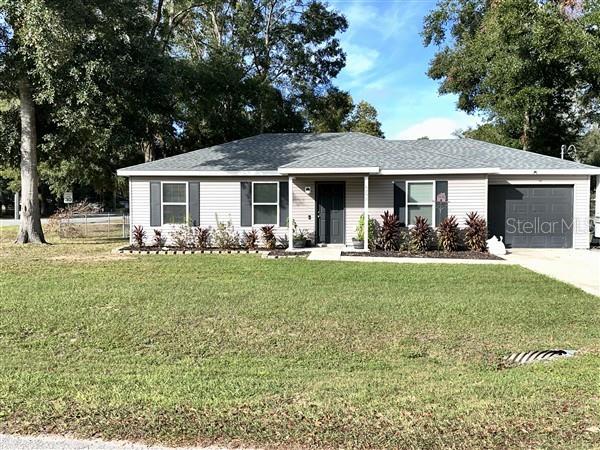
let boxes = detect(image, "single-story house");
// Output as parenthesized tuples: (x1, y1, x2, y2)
(117, 133, 600, 249)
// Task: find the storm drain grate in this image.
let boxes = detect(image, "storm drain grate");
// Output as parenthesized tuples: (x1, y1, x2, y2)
(504, 349, 576, 365)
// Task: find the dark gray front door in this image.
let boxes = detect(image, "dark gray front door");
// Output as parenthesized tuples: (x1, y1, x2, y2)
(488, 185, 574, 248)
(316, 182, 345, 244)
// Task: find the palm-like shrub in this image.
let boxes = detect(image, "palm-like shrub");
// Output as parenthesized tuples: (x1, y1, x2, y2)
(409, 216, 432, 252)
(243, 229, 260, 250)
(195, 227, 211, 249)
(132, 225, 146, 248)
(437, 216, 459, 252)
(379, 210, 401, 251)
(464, 211, 487, 252)
(261, 225, 276, 250)
(152, 229, 166, 248)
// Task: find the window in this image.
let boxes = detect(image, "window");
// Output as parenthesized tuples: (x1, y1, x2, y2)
(407, 181, 434, 225)
(162, 182, 187, 224)
(253, 182, 278, 225)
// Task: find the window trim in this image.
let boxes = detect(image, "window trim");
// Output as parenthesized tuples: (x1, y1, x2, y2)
(161, 181, 188, 225)
(251, 181, 279, 226)
(406, 180, 435, 227)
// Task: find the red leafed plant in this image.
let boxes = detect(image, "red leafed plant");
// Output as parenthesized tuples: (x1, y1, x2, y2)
(464, 211, 487, 252)
(379, 210, 402, 251)
(152, 229, 166, 248)
(437, 215, 459, 252)
(132, 225, 146, 248)
(195, 227, 211, 249)
(409, 216, 432, 252)
(261, 225, 276, 250)
(243, 228, 260, 250)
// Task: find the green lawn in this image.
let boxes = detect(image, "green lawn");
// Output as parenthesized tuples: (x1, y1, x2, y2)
(0, 228, 599, 449)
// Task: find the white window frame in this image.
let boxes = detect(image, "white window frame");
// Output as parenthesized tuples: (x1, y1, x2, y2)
(406, 180, 435, 227)
(161, 181, 188, 225)
(251, 181, 279, 226)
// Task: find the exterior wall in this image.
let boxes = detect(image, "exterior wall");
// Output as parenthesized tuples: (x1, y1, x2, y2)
(292, 175, 487, 246)
(129, 173, 590, 248)
(488, 175, 591, 249)
(129, 176, 287, 244)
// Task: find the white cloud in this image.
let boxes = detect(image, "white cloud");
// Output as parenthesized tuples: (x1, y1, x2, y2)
(390, 116, 480, 140)
(342, 44, 379, 77)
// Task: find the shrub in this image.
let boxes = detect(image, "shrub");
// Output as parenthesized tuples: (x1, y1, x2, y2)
(172, 224, 193, 249)
(132, 225, 146, 248)
(465, 212, 488, 252)
(261, 225, 276, 250)
(242, 229, 260, 250)
(276, 234, 289, 249)
(379, 210, 402, 251)
(152, 229, 166, 248)
(355, 213, 377, 249)
(409, 216, 432, 252)
(214, 216, 240, 249)
(195, 227, 211, 249)
(437, 216, 460, 253)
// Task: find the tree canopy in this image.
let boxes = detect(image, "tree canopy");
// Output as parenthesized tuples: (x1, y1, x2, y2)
(423, 0, 600, 157)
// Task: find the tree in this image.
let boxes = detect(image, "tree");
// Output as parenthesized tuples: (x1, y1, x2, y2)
(0, 1, 175, 242)
(346, 100, 384, 138)
(306, 87, 354, 133)
(578, 126, 600, 166)
(454, 123, 521, 149)
(423, 0, 600, 156)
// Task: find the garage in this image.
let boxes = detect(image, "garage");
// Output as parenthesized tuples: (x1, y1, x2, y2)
(488, 185, 574, 248)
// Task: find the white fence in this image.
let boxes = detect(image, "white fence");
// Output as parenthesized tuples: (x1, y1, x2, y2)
(57, 213, 130, 239)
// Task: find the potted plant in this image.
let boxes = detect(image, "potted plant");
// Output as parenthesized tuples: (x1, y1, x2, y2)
(353, 214, 376, 249)
(293, 227, 309, 248)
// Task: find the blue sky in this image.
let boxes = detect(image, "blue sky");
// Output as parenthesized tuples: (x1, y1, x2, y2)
(329, 0, 480, 139)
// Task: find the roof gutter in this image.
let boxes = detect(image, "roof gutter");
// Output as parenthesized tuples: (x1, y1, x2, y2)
(497, 169, 600, 175)
(379, 168, 500, 175)
(116, 169, 281, 177)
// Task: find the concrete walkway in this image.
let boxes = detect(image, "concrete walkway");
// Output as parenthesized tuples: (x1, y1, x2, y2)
(0, 434, 234, 450)
(306, 246, 343, 261)
(504, 249, 600, 297)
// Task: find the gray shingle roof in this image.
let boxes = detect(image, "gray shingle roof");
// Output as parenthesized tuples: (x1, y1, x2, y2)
(118, 133, 598, 174)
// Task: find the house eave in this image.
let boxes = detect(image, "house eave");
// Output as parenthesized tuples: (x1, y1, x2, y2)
(379, 168, 499, 175)
(278, 167, 380, 175)
(496, 169, 600, 176)
(116, 169, 281, 177)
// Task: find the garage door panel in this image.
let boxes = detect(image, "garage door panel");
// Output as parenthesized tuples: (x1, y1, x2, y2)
(488, 185, 573, 248)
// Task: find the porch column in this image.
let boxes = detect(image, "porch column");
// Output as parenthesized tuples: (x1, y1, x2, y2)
(288, 176, 294, 250)
(364, 175, 369, 250)
(596, 176, 600, 237)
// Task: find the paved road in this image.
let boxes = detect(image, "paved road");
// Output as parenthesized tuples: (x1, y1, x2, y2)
(0, 434, 233, 450)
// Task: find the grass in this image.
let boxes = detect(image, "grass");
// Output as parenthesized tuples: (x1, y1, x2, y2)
(0, 226, 599, 449)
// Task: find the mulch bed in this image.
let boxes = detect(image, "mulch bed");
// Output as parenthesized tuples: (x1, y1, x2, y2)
(118, 246, 268, 254)
(342, 250, 503, 260)
(267, 250, 311, 258)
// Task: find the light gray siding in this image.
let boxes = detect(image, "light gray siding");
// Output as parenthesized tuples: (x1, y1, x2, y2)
(129, 176, 288, 244)
(488, 175, 591, 249)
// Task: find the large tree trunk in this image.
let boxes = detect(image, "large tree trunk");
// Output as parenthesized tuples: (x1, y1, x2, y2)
(521, 110, 530, 151)
(141, 140, 155, 162)
(16, 77, 46, 244)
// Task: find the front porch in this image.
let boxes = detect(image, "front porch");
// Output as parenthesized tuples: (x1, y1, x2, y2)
(285, 174, 373, 251)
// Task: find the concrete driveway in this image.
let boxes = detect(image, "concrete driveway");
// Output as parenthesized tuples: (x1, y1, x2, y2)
(504, 249, 600, 297)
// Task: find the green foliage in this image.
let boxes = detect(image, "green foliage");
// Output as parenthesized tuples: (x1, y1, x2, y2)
(423, 0, 600, 156)
(346, 100, 385, 138)
(355, 213, 377, 248)
(455, 123, 521, 149)
(4, 237, 598, 448)
(195, 227, 212, 250)
(306, 87, 354, 133)
(577, 127, 600, 166)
